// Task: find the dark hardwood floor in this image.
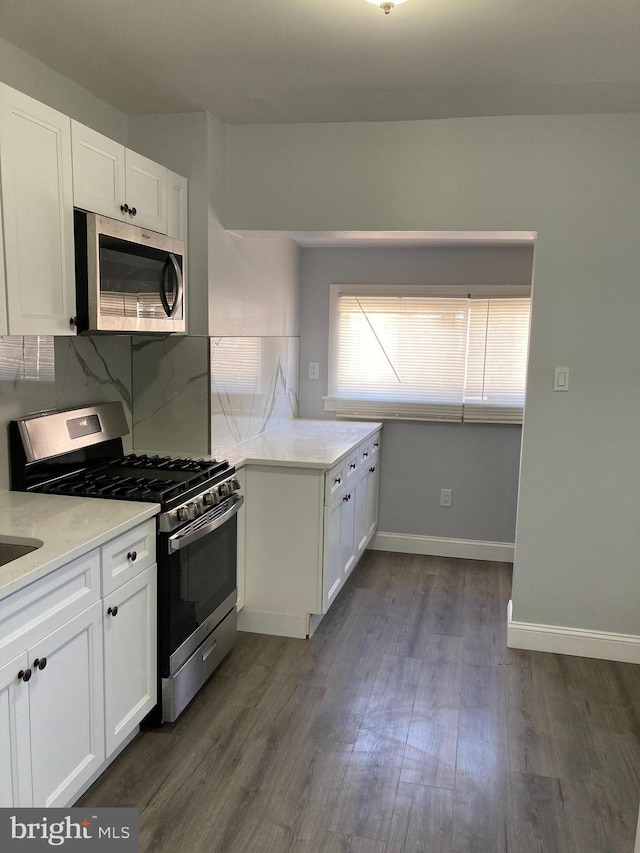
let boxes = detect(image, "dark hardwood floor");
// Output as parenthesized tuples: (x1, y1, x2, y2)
(80, 551, 640, 852)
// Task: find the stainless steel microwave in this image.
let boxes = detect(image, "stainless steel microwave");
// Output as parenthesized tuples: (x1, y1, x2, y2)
(73, 210, 186, 334)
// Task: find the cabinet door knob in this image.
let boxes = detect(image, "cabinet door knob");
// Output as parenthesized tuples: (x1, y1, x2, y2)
(129, 207, 137, 217)
(120, 203, 129, 214)
(334, 477, 341, 485)
(370, 466, 376, 473)
(33, 657, 47, 671)
(18, 668, 32, 682)
(127, 550, 137, 561)
(362, 452, 369, 459)
(107, 605, 119, 617)
(350, 463, 356, 469)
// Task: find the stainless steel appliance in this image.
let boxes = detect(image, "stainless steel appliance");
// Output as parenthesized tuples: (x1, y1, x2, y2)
(73, 210, 185, 334)
(9, 402, 241, 723)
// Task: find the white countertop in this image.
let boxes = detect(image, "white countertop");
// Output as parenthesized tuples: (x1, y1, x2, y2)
(0, 491, 159, 601)
(226, 419, 383, 470)
(141, 420, 383, 471)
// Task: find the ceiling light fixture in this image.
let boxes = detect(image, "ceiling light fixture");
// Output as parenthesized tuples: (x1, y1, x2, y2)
(367, 0, 407, 14)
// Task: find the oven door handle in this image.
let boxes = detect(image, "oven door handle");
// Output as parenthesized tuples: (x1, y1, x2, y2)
(168, 495, 244, 553)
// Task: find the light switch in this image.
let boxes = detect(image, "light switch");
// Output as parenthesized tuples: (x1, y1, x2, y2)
(308, 362, 320, 380)
(553, 366, 569, 391)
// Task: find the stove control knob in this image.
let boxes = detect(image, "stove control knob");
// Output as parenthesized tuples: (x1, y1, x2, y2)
(187, 501, 199, 520)
(177, 506, 189, 522)
(231, 478, 241, 492)
(219, 482, 230, 498)
(203, 491, 218, 507)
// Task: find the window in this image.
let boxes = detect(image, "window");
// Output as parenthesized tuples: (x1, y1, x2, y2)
(0, 336, 55, 382)
(329, 287, 531, 424)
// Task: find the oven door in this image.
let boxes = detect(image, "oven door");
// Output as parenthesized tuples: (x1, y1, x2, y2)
(158, 495, 243, 678)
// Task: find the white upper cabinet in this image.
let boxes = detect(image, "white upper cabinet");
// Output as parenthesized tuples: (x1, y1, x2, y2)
(0, 84, 76, 336)
(70, 121, 126, 221)
(72, 121, 169, 234)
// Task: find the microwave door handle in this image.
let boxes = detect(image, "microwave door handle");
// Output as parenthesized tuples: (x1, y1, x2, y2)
(168, 496, 244, 553)
(158, 254, 184, 319)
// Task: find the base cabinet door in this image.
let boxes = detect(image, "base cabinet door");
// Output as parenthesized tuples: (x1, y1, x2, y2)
(366, 461, 380, 541)
(103, 565, 157, 757)
(28, 601, 105, 808)
(339, 488, 356, 579)
(322, 499, 342, 612)
(0, 653, 32, 807)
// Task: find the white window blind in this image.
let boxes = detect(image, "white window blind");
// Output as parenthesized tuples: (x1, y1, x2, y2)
(0, 336, 55, 382)
(330, 294, 530, 424)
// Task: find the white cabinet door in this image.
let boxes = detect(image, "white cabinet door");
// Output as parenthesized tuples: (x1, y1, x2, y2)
(167, 170, 188, 241)
(125, 150, 167, 233)
(103, 565, 157, 758)
(0, 200, 7, 335)
(339, 489, 356, 579)
(0, 653, 32, 807)
(29, 601, 104, 808)
(366, 461, 380, 541)
(0, 84, 76, 335)
(71, 121, 126, 220)
(322, 499, 342, 612)
(353, 474, 368, 558)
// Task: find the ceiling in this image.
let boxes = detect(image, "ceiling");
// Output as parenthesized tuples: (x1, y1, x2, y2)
(0, 0, 638, 124)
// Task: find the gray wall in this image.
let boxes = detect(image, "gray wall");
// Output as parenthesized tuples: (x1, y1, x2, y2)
(0, 36, 127, 141)
(299, 246, 533, 543)
(226, 114, 640, 639)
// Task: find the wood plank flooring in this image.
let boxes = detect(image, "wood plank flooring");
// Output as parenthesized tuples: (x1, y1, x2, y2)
(79, 551, 640, 852)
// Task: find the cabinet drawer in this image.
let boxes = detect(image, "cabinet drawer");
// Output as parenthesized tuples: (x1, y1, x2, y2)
(325, 461, 346, 503)
(0, 550, 100, 667)
(101, 519, 156, 597)
(345, 450, 359, 481)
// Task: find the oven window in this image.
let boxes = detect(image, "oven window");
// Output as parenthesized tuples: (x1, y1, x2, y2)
(164, 515, 237, 658)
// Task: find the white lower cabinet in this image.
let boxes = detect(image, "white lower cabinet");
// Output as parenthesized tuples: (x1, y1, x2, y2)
(242, 429, 382, 637)
(0, 517, 157, 807)
(103, 565, 157, 757)
(29, 602, 104, 808)
(0, 653, 32, 807)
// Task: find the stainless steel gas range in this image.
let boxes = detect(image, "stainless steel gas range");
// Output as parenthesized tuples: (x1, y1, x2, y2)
(9, 402, 243, 723)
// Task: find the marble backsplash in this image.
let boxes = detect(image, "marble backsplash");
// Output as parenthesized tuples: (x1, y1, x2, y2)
(0, 335, 133, 491)
(210, 336, 298, 458)
(0, 332, 300, 490)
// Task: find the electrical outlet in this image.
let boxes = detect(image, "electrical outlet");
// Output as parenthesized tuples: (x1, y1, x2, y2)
(440, 488, 452, 507)
(308, 362, 320, 380)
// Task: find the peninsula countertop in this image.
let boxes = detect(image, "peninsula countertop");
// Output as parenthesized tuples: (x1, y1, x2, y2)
(213, 419, 383, 470)
(0, 491, 159, 601)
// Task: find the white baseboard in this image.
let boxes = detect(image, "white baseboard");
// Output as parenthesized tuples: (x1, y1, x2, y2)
(507, 600, 640, 664)
(370, 531, 514, 563)
(237, 608, 309, 639)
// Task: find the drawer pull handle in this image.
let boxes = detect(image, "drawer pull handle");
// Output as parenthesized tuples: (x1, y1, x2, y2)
(370, 466, 376, 473)
(374, 442, 379, 449)
(17, 669, 32, 683)
(334, 477, 342, 485)
(127, 551, 137, 561)
(202, 640, 217, 662)
(350, 463, 356, 469)
(107, 605, 119, 617)
(33, 657, 47, 671)
(343, 493, 352, 502)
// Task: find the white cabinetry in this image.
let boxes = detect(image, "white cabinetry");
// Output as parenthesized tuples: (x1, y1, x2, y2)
(72, 121, 171, 234)
(0, 653, 32, 807)
(103, 564, 156, 758)
(0, 517, 157, 807)
(241, 429, 382, 638)
(167, 170, 188, 241)
(0, 84, 76, 335)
